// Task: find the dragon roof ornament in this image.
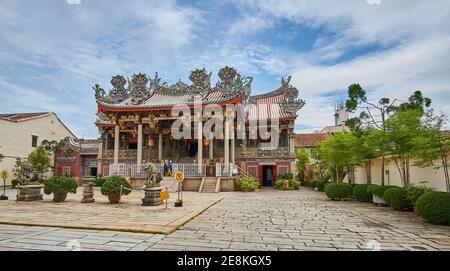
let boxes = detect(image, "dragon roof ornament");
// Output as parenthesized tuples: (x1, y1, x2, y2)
(279, 76, 305, 115)
(93, 67, 254, 106)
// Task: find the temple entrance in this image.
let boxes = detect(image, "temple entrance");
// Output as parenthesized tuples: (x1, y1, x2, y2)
(89, 167, 98, 177)
(262, 165, 275, 187)
(188, 142, 198, 157)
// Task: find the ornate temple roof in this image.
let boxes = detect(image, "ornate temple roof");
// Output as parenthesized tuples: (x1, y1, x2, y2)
(95, 67, 252, 110)
(94, 67, 305, 123)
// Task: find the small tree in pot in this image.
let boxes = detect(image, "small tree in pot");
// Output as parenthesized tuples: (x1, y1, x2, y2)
(101, 176, 132, 204)
(44, 176, 78, 202)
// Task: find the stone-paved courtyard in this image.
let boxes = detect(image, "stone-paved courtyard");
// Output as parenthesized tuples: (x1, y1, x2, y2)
(0, 187, 449, 251)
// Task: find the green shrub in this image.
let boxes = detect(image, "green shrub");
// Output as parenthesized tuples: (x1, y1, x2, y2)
(323, 182, 331, 190)
(353, 184, 372, 202)
(367, 185, 398, 197)
(274, 180, 284, 190)
(95, 178, 107, 187)
(314, 180, 329, 191)
(406, 183, 434, 207)
(277, 173, 293, 181)
(236, 176, 260, 192)
(325, 183, 353, 200)
(383, 187, 412, 210)
(100, 176, 132, 196)
(11, 179, 19, 189)
(275, 179, 301, 190)
(311, 180, 319, 189)
(416, 192, 450, 225)
(289, 180, 300, 190)
(44, 176, 78, 195)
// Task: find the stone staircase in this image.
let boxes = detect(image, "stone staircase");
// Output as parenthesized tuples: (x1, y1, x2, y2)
(200, 177, 220, 193)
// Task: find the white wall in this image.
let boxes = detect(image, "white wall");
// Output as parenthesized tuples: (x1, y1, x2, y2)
(353, 157, 447, 192)
(0, 113, 75, 185)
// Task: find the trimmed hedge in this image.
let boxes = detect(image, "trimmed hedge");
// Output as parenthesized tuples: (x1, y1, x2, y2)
(383, 187, 412, 210)
(367, 184, 398, 197)
(416, 192, 450, 225)
(353, 184, 372, 202)
(406, 184, 434, 207)
(325, 183, 353, 200)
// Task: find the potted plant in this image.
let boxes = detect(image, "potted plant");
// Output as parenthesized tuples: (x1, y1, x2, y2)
(101, 176, 132, 204)
(44, 176, 78, 202)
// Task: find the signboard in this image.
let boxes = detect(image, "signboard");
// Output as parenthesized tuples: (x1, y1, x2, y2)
(173, 171, 185, 183)
(1, 170, 8, 180)
(160, 191, 169, 201)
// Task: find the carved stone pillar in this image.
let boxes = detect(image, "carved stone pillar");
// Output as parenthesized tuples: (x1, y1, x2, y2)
(97, 139, 103, 177)
(158, 133, 163, 161)
(224, 121, 230, 174)
(197, 121, 203, 174)
(209, 138, 214, 160)
(231, 124, 235, 166)
(137, 124, 143, 166)
(114, 125, 120, 164)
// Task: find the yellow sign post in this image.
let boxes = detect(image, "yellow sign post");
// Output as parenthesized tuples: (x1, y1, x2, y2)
(173, 171, 185, 207)
(160, 187, 169, 209)
(174, 171, 185, 183)
(1, 170, 8, 200)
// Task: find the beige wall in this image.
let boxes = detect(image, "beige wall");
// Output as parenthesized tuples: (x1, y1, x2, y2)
(0, 113, 75, 185)
(352, 157, 447, 192)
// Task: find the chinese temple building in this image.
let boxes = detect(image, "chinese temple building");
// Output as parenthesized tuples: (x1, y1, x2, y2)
(93, 67, 305, 190)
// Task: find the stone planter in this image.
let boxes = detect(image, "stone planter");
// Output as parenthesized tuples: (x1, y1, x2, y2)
(53, 192, 68, 202)
(16, 185, 44, 202)
(142, 187, 162, 206)
(372, 194, 386, 206)
(108, 194, 121, 204)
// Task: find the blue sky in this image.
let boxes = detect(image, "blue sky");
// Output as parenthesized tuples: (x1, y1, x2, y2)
(1, 0, 449, 138)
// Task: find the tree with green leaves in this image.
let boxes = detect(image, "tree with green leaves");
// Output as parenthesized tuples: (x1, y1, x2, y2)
(411, 112, 449, 193)
(384, 109, 425, 187)
(345, 84, 431, 185)
(355, 128, 378, 184)
(296, 149, 310, 183)
(27, 146, 51, 174)
(41, 139, 73, 157)
(318, 132, 362, 183)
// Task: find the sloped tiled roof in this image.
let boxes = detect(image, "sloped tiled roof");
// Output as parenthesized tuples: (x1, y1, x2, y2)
(295, 133, 332, 148)
(248, 91, 293, 121)
(0, 112, 51, 122)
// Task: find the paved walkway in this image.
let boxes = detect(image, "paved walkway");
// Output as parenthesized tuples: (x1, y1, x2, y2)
(0, 188, 449, 251)
(0, 188, 223, 234)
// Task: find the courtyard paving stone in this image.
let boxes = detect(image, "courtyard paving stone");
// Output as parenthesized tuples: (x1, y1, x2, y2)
(0, 188, 223, 234)
(0, 187, 449, 251)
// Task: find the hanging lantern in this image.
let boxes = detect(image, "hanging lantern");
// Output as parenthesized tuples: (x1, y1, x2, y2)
(148, 137, 155, 147)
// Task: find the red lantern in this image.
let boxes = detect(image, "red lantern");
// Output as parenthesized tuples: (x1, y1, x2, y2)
(148, 137, 155, 147)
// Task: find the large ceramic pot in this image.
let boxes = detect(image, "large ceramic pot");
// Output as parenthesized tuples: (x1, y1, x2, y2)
(372, 194, 386, 206)
(53, 192, 68, 203)
(108, 194, 121, 204)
